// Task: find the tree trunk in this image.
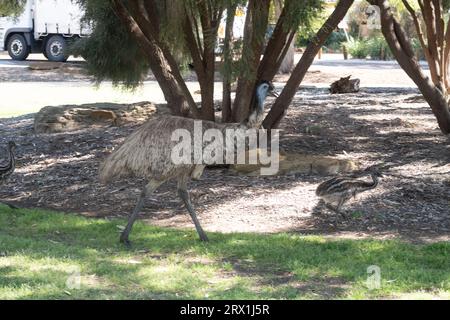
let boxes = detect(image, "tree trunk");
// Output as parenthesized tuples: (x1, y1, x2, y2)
(257, 0, 298, 82)
(183, 1, 224, 121)
(112, 0, 199, 118)
(273, 0, 294, 75)
(368, 0, 450, 134)
(263, 0, 355, 129)
(279, 39, 295, 74)
(232, 0, 271, 122)
(222, 3, 237, 123)
(199, 1, 222, 121)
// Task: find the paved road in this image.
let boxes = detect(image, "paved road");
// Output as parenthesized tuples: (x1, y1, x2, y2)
(0, 52, 84, 66)
(0, 53, 223, 117)
(0, 80, 226, 118)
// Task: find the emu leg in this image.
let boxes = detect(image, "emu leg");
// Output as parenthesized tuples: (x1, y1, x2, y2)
(120, 179, 161, 246)
(336, 197, 347, 218)
(177, 180, 208, 242)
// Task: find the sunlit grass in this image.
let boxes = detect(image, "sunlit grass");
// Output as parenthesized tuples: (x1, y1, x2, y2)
(0, 205, 448, 299)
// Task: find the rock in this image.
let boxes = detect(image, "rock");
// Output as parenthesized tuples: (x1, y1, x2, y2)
(330, 76, 360, 94)
(34, 101, 170, 133)
(231, 150, 359, 176)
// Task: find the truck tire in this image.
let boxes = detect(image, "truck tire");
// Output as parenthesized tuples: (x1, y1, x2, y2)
(7, 34, 30, 61)
(45, 35, 68, 62)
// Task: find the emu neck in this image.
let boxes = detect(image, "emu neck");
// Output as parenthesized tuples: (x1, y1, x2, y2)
(256, 86, 267, 111)
(244, 90, 267, 128)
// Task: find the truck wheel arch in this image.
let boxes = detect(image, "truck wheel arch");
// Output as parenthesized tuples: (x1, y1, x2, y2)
(4, 29, 33, 48)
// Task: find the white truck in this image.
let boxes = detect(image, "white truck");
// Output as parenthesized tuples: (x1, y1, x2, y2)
(0, 0, 90, 62)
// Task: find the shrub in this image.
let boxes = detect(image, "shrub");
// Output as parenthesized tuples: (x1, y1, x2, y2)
(347, 39, 368, 59)
(367, 37, 393, 60)
(324, 31, 348, 52)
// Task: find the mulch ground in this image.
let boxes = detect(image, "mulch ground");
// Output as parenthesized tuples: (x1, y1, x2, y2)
(1, 83, 449, 243)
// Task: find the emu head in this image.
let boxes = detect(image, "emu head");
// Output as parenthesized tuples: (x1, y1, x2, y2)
(246, 80, 278, 128)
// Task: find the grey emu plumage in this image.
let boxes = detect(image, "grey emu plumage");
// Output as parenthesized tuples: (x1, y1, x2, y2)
(100, 81, 278, 245)
(316, 168, 382, 215)
(0, 141, 18, 209)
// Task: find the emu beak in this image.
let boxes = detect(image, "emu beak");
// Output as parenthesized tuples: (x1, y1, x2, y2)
(269, 90, 279, 98)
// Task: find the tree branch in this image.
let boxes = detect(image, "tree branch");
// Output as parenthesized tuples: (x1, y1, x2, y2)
(263, 0, 355, 129)
(222, 2, 238, 123)
(111, 0, 199, 118)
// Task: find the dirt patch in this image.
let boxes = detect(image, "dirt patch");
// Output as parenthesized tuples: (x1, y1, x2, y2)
(0, 87, 449, 243)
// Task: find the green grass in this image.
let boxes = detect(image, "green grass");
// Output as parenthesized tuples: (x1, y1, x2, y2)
(0, 205, 449, 300)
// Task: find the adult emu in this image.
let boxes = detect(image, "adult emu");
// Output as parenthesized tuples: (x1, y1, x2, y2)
(100, 81, 278, 245)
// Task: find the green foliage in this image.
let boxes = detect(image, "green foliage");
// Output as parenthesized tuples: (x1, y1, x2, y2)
(296, 2, 328, 47)
(344, 34, 424, 61)
(158, 0, 196, 64)
(71, 1, 149, 89)
(345, 36, 396, 61)
(323, 30, 347, 51)
(0, 0, 26, 17)
(347, 38, 369, 59)
(411, 38, 426, 61)
(344, 1, 431, 62)
(366, 36, 393, 60)
(1, 206, 449, 299)
(282, 0, 323, 32)
(75, 0, 325, 89)
(444, 0, 450, 11)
